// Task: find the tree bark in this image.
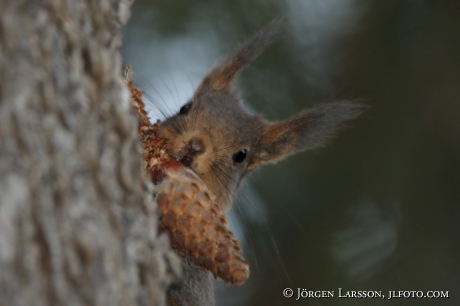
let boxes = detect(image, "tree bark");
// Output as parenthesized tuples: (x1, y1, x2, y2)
(0, 1, 180, 305)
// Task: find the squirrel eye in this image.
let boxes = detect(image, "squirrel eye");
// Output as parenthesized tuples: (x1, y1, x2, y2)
(179, 102, 192, 115)
(233, 149, 247, 163)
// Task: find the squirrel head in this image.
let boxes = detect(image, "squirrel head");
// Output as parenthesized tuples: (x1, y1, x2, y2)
(158, 21, 366, 211)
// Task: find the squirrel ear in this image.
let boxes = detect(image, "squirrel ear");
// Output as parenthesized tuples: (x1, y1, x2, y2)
(196, 20, 282, 93)
(248, 102, 367, 170)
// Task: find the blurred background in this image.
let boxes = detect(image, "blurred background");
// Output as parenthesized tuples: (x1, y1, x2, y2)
(122, 1, 460, 305)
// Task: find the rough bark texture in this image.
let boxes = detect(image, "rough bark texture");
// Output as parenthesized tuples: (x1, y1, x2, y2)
(0, 1, 180, 305)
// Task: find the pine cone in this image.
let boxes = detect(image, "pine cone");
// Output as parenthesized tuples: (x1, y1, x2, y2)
(125, 68, 249, 285)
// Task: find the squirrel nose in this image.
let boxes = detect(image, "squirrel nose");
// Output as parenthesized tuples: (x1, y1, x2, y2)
(186, 138, 204, 156)
(180, 138, 205, 167)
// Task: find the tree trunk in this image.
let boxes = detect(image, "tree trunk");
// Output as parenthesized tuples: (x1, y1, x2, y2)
(0, 1, 180, 305)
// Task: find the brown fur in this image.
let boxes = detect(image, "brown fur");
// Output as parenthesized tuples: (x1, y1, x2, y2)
(160, 21, 366, 305)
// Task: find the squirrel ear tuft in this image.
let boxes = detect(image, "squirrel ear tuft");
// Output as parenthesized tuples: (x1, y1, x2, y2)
(247, 102, 367, 170)
(196, 20, 282, 93)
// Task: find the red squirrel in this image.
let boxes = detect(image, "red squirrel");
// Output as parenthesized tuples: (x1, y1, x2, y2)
(158, 21, 365, 306)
